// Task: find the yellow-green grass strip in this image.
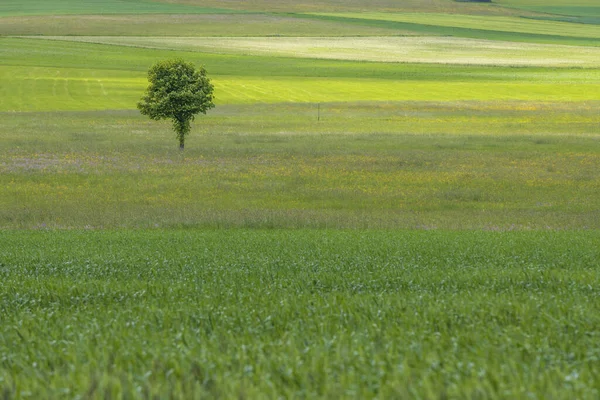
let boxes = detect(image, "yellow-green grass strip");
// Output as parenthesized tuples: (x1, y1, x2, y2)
(2, 66, 599, 112)
(0, 66, 142, 112)
(215, 76, 600, 104)
(315, 12, 600, 39)
(36, 35, 600, 67)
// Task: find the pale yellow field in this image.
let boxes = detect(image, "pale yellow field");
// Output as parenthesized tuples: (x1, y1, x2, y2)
(32, 36, 600, 67)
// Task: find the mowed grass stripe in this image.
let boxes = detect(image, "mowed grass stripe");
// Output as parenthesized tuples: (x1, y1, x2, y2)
(217, 77, 600, 104)
(40, 35, 600, 67)
(0, 66, 141, 111)
(2, 67, 599, 111)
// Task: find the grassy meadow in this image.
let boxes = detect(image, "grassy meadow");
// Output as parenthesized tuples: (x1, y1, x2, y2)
(1, 0, 600, 398)
(2, 103, 600, 230)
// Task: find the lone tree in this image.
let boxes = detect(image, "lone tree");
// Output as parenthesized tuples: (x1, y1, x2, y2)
(138, 59, 215, 150)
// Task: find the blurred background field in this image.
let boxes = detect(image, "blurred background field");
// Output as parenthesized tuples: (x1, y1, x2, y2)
(0, 19, 598, 229)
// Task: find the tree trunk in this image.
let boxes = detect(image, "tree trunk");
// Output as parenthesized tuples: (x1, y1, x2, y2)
(174, 116, 190, 151)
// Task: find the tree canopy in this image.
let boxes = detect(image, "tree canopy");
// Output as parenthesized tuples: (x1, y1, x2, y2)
(138, 59, 215, 150)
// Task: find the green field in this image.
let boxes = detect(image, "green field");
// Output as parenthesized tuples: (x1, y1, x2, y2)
(1, 0, 600, 398)
(3, 230, 600, 398)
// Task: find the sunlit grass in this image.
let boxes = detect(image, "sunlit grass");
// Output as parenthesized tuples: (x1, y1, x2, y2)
(2, 66, 599, 111)
(216, 76, 600, 104)
(0, 66, 140, 111)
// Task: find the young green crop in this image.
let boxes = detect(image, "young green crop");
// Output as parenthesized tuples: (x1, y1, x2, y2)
(1, 229, 600, 398)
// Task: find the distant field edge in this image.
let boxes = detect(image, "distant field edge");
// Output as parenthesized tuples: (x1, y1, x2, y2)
(299, 13, 600, 46)
(0, 1, 241, 17)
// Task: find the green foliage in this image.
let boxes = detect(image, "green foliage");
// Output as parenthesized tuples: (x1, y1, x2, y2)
(138, 59, 214, 149)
